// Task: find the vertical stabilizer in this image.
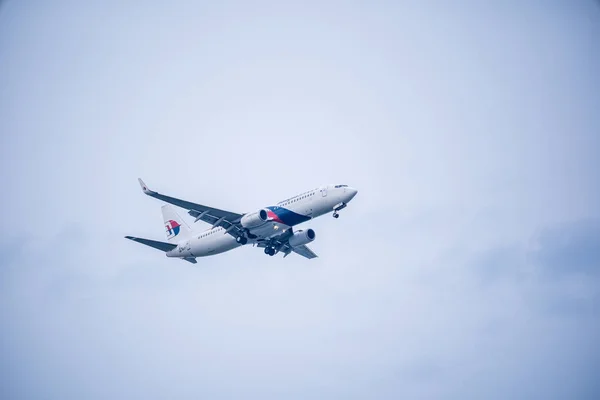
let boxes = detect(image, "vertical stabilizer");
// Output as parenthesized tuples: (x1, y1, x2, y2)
(161, 204, 193, 243)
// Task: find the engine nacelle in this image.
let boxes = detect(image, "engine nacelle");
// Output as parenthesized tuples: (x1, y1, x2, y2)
(240, 209, 269, 228)
(288, 229, 316, 247)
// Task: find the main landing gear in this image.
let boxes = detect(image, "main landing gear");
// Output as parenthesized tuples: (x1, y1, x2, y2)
(264, 247, 276, 256)
(236, 236, 248, 245)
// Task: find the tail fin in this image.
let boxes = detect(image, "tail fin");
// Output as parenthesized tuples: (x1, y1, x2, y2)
(162, 204, 193, 243)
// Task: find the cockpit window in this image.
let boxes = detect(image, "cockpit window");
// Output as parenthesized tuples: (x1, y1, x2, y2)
(335, 184, 348, 188)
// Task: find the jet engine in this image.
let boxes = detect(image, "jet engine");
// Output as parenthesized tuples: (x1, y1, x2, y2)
(288, 229, 316, 247)
(240, 209, 269, 228)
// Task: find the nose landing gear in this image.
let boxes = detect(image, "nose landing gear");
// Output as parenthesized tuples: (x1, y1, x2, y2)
(332, 202, 346, 218)
(236, 236, 248, 245)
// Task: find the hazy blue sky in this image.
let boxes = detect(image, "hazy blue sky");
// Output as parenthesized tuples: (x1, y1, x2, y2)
(1, 1, 599, 399)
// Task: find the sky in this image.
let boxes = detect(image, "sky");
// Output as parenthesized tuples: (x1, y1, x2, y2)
(1, 1, 599, 399)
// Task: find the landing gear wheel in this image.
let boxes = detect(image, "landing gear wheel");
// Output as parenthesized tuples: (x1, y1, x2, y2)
(269, 248, 276, 256)
(264, 248, 270, 255)
(333, 212, 339, 219)
(236, 236, 248, 245)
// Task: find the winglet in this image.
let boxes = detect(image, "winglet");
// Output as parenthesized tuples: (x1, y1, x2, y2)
(138, 178, 154, 195)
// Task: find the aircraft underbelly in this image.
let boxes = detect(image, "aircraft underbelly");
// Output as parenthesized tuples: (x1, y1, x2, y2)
(190, 234, 240, 257)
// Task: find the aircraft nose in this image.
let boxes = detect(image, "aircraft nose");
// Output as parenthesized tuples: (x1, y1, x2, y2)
(345, 187, 358, 201)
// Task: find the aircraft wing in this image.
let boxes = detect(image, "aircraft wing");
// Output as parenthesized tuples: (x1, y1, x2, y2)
(291, 244, 318, 259)
(138, 178, 244, 234)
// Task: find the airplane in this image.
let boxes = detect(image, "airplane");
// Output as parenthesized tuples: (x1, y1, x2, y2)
(125, 179, 358, 263)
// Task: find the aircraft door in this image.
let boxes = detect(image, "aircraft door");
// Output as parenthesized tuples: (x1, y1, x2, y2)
(321, 187, 327, 197)
(305, 192, 314, 216)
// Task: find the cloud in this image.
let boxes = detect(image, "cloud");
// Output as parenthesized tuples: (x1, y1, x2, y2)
(2, 220, 600, 399)
(466, 219, 600, 320)
(530, 218, 600, 277)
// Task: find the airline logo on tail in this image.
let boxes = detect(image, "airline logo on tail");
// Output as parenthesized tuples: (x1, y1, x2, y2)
(165, 220, 181, 239)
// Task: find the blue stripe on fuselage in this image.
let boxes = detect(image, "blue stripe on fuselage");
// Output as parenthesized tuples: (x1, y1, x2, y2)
(266, 206, 310, 226)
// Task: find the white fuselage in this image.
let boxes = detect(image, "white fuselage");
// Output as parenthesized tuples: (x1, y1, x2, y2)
(166, 184, 357, 258)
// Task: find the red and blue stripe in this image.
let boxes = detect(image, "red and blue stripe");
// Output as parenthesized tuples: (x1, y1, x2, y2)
(266, 206, 310, 226)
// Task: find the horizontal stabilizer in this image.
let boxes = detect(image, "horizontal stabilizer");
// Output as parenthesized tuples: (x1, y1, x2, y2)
(125, 236, 177, 252)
